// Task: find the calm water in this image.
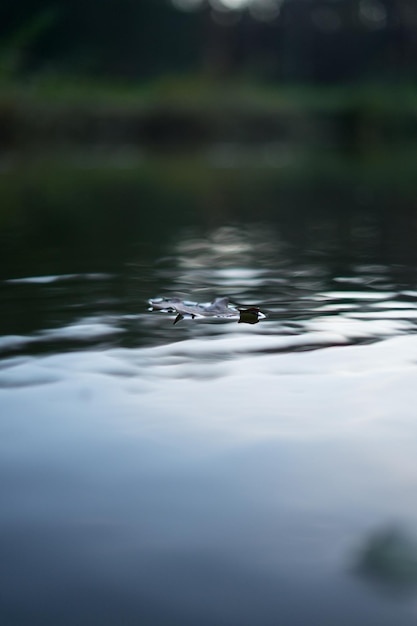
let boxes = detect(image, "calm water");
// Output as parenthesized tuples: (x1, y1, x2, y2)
(2, 158, 417, 625)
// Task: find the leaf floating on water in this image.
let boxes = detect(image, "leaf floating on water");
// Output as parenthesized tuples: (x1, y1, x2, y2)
(148, 297, 265, 325)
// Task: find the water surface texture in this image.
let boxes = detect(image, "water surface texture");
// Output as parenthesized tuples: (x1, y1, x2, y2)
(2, 159, 417, 626)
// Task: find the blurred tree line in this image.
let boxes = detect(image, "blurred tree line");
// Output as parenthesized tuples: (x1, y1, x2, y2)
(1, 0, 416, 84)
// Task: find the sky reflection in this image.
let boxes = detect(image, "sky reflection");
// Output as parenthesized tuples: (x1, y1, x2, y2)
(2, 332, 417, 624)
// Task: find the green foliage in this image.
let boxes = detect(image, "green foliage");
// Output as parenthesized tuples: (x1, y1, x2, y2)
(0, 7, 60, 78)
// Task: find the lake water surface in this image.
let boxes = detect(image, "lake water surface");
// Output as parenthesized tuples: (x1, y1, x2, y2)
(2, 156, 417, 625)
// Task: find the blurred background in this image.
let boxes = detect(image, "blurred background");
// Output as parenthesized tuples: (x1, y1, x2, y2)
(1, 0, 417, 277)
(1, 0, 417, 152)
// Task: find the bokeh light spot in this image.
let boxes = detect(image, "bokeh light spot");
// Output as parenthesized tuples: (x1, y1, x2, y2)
(359, 0, 387, 29)
(249, 0, 282, 22)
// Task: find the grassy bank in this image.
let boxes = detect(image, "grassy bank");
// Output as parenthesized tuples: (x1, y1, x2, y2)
(1, 77, 417, 151)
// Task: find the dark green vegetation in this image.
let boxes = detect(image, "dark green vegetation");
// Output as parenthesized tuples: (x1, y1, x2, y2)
(2, 0, 416, 82)
(1, 78, 417, 152)
(1, 0, 417, 150)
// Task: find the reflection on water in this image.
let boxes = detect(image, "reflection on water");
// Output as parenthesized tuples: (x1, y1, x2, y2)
(2, 243, 417, 360)
(2, 163, 417, 625)
(356, 526, 417, 593)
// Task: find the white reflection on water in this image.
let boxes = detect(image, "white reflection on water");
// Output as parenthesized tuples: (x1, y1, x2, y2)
(171, 226, 284, 287)
(1, 333, 417, 444)
(5, 273, 112, 285)
(318, 291, 396, 301)
(0, 318, 122, 357)
(2, 331, 417, 624)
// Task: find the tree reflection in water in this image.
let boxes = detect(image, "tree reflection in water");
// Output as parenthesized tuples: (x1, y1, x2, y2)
(355, 526, 417, 594)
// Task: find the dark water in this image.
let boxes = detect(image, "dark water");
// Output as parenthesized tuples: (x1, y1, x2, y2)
(2, 157, 417, 625)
